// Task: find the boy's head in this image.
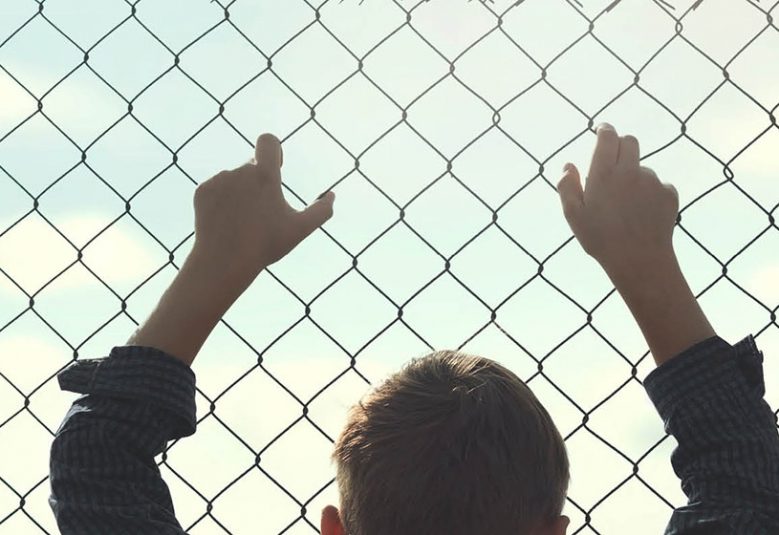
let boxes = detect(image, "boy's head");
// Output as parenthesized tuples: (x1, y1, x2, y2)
(323, 350, 570, 535)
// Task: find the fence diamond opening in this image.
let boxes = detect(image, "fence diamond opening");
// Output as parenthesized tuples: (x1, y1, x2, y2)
(0, 0, 777, 533)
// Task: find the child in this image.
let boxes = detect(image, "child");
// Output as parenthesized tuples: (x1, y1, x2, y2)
(49, 125, 779, 534)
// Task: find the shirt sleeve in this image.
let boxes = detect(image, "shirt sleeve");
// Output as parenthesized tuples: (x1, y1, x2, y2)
(48, 345, 197, 535)
(644, 335, 779, 535)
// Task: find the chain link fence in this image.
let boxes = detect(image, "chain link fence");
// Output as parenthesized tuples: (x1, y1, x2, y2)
(0, 0, 777, 533)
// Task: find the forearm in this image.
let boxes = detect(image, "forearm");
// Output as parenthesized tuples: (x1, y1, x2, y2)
(603, 250, 716, 366)
(127, 248, 255, 366)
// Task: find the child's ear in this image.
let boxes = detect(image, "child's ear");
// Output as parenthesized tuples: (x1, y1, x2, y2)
(320, 505, 345, 535)
(535, 515, 569, 535)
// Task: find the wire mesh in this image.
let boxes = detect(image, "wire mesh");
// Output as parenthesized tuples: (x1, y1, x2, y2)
(0, 0, 777, 533)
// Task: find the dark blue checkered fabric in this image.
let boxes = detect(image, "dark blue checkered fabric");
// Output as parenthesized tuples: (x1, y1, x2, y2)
(49, 336, 779, 534)
(643, 335, 779, 534)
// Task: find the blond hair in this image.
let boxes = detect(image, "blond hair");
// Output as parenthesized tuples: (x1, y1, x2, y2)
(333, 350, 569, 535)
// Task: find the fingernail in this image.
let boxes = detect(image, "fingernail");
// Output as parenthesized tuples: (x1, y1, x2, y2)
(317, 191, 335, 202)
(597, 122, 614, 131)
(563, 163, 573, 173)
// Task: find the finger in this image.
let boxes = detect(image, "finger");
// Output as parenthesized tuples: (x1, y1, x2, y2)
(589, 123, 620, 177)
(663, 182, 679, 206)
(295, 191, 336, 241)
(639, 165, 658, 180)
(618, 135, 640, 168)
(557, 163, 584, 229)
(255, 133, 283, 177)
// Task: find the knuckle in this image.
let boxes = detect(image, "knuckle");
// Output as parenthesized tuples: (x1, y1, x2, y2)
(257, 132, 280, 146)
(622, 134, 638, 146)
(639, 166, 658, 180)
(193, 183, 208, 205)
(599, 127, 619, 142)
(236, 162, 254, 174)
(194, 180, 213, 201)
(194, 181, 209, 196)
(598, 124, 617, 136)
(194, 171, 230, 199)
(663, 183, 679, 202)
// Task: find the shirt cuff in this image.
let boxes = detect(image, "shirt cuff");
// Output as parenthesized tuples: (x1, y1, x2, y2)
(644, 335, 765, 422)
(57, 346, 197, 438)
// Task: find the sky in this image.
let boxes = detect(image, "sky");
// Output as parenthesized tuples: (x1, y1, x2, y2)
(0, 0, 777, 533)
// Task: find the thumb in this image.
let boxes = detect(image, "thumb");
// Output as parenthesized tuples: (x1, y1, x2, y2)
(557, 163, 584, 227)
(255, 133, 283, 175)
(296, 191, 336, 240)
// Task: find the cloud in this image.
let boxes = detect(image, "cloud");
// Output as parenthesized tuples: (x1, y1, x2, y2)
(0, 63, 126, 147)
(0, 73, 37, 130)
(0, 213, 159, 296)
(747, 262, 779, 306)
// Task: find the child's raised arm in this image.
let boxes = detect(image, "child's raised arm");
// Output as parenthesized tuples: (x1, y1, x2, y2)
(558, 123, 714, 367)
(558, 124, 779, 533)
(48, 134, 336, 534)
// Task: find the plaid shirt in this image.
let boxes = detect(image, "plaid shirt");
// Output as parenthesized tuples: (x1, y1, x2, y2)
(49, 335, 779, 534)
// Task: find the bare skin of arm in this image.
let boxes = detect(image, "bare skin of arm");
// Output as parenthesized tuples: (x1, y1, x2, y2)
(606, 253, 716, 367)
(127, 134, 335, 366)
(557, 123, 716, 366)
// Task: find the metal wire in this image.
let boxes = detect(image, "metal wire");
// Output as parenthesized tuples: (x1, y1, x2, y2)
(0, 0, 777, 533)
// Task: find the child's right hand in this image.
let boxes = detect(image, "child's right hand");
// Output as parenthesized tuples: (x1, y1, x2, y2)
(557, 123, 680, 280)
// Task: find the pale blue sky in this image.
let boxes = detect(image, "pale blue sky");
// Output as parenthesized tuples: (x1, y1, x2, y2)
(0, 0, 777, 533)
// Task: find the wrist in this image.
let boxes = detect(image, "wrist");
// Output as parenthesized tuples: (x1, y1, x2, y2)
(126, 249, 254, 366)
(600, 247, 680, 295)
(599, 248, 716, 366)
(186, 245, 265, 306)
